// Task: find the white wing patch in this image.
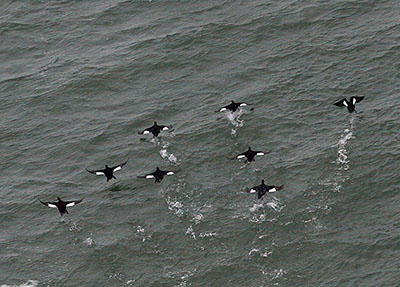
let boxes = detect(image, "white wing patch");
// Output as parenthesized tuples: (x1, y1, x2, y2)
(249, 189, 256, 194)
(220, 108, 227, 112)
(113, 166, 122, 172)
(95, 172, 105, 176)
(162, 127, 169, 131)
(240, 103, 248, 106)
(143, 130, 150, 134)
(66, 202, 76, 207)
(352, 98, 356, 104)
(166, 171, 174, 176)
(256, 152, 265, 156)
(146, 175, 154, 179)
(343, 100, 348, 107)
(47, 203, 58, 208)
(268, 188, 277, 193)
(237, 155, 246, 159)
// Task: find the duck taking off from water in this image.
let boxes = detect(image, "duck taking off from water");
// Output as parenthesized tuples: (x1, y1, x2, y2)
(137, 167, 178, 183)
(230, 146, 271, 163)
(86, 160, 128, 182)
(248, 180, 284, 199)
(334, 96, 364, 113)
(40, 197, 83, 216)
(138, 121, 172, 137)
(215, 100, 252, 113)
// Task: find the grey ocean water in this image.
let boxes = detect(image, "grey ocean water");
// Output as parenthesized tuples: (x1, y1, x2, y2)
(1, 0, 399, 286)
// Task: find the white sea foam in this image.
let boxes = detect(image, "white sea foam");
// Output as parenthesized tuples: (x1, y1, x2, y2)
(248, 248, 260, 256)
(136, 225, 145, 234)
(166, 196, 184, 216)
(249, 203, 264, 212)
(185, 225, 196, 239)
(125, 279, 136, 285)
(199, 232, 217, 238)
(83, 237, 95, 246)
(1, 280, 39, 287)
(192, 214, 204, 224)
(69, 222, 81, 232)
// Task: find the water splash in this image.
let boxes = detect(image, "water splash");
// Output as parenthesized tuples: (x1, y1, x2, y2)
(69, 222, 81, 232)
(160, 149, 178, 164)
(249, 203, 264, 213)
(191, 214, 204, 224)
(248, 248, 260, 256)
(263, 268, 287, 280)
(150, 137, 161, 146)
(185, 225, 196, 239)
(246, 197, 284, 223)
(199, 232, 217, 238)
(248, 248, 272, 258)
(166, 196, 184, 216)
(225, 110, 244, 136)
(266, 197, 284, 212)
(83, 237, 96, 247)
(135, 225, 151, 242)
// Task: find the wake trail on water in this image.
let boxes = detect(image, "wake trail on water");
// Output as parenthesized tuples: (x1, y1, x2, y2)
(159, 140, 179, 165)
(225, 110, 244, 136)
(318, 116, 357, 192)
(331, 116, 356, 192)
(146, 134, 179, 165)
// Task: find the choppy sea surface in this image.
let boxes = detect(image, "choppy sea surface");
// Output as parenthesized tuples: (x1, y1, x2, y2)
(1, 0, 399, 286)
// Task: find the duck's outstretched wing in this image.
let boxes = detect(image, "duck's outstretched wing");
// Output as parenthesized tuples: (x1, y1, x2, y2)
(111, 160, 128, 172)
(239, 102, 251, 107)
(235, 152, 247, 160)
(350, 96, 364, 104)
(160, 125, 173, 131)
(165, 169, 179, 176)
(255, 150, 271, 156)
(248, 185, 262, 194)
(138, 127, 152, 135)
(39, 200, 58, 208)
(137, 173, 155, 179)
(65, 198, 84, 207)
(215, 105, 230, 112)
(334, 99, 348, 107)
(86, 168, 105, 176)
(265, 185, 284, 193)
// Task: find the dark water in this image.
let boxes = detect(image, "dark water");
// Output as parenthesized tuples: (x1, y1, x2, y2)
(1, 0, 399, 286)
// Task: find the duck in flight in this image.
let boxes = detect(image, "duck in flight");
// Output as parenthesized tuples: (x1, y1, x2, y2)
(248, 180, 284, 199)
(86, 160, 128, 182)
(230, 146, 271, 163)
(138, 121, 172, 137)
(216, 100, 252, 113)
(137, 166, 178, 183)
(334, 96, 364, 113)
(40, 197, 83, 216)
